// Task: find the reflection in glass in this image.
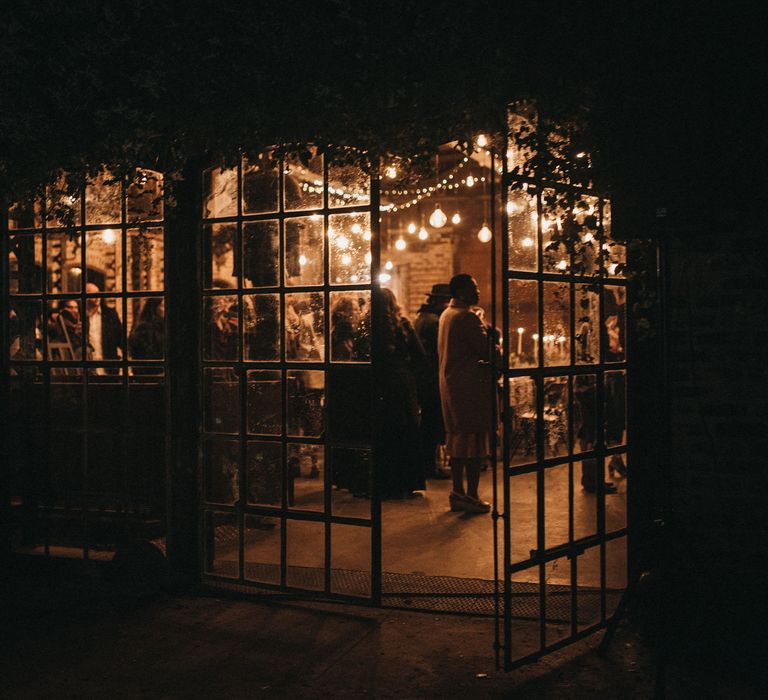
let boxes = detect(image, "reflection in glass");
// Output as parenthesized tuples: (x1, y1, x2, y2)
(204, 511, 239, 578)
(245, 515, 281, 585)
(9, 234, 43, 294)
(83, 297, 123, 362)
(202, 166, 237, 219)
(330, 290, 370, 362)
(204, 295, 239, 361)
(575, 285, 599, 364)
(285, 216, 324, 286)
(329, 212, 371, 285)
(47, 232, 82, 293)
(605, 370, 627, 448)
(509, 376, 537, 465)
(508, 279, 538, 367)
(288, 443, 324, 512)
(604, 285, 626, 363)
(507, 187, 538, 272)
(543, 377, 568, 458)
(242, 152, 279, 214)
(247, 441, 282, 506)
(127, 169, 164, 222)
(205, 440, 240, 504)
(287, 370, 325, 437)
(204, 367, 239, 434)
(286, 519, 325, 590)
(204, 223, 238, 289)
(603, 201, 626, 278)
(247, 370, 281, 435)
(244, 294, 280, 361)
(543, 282, 570, 366)
(47, 299, 83, 360)
(284, 149, 324, 211)
(572, 375, 597, 455)
(243, 220, 279, 287)
(127, 228, 164, 291)
(285, 292, 324, 362)
(86, 229, 122, 292)
(329, 161, 370, 208)
(572, 195, 600, 276)
(85, 169, 122, 225)
(541, 188, 569, 273)
(9, 300, 41, 360)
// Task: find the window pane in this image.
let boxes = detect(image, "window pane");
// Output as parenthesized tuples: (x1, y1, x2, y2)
(85, 169, 122, 225)
(46, 231, 82, 294)
(127, 228, 164, 291)
(242, 220, 279, 288)
(202, 166, 237, 219)
(247, 370, 281, 436)
(602, 201, 626, 278)
(543, 282, 570, 366)
(244, 293, 280, 361)
(541, 188, 569, 273)
(329, 212, 371, 285)
(286, 519, 325, 590)
(285, 216, 324, 286)
(605, 370, 627, 448)
(204, 295, 239, 361)
(204, 223, 238, 289)
(509, 376, 536, 466)
(507, 102, 537, 176)
(508, 279, 538, 368)
(543, 376, 568, 459)
(205, 440, 240, 505)
(545, 556, 572, 645)
(83, 297, 123, 362)
(330, 290, 370, 362)
(507, 187, 537, 272)
(575, 285, 599, 365)
(331, 524, 371, 597)
(288, 443, 324, 512)
(572, 194, 599, 276)
(244, 514, 281, 585)
(9, 300, 42, 360)
(604, 285, 626, 363)
(8, 234, 43, 294)
(127, 169, 164, 223)
(242, 152, 279, 214)
(544, 464, 569, 549)
(573, 374, 597, 455)
(247, 441, 282, 507)
(204, 511, 239, 578)
(45, 175, 81, 228)
(287, 370, 324, 437)
(285, 292, 324, 362)
(508, 470, 537, 564)
(204, 367, 240, 434)
(86, 229, 122, 292)
(329, 161, 370, 209)
(284, 149, 324, 212)
(47, 299, 83, 360)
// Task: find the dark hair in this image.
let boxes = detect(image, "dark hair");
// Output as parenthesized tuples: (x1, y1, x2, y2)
(378, 287, 406, 353)
(449, 273, 474, 298)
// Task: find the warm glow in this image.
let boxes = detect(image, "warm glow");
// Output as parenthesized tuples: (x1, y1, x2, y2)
(451, 212, 461, 225)
(379, 272, 392, 283)
(385, 260, 393, 270)
(583, 232, 594, 243)
(476, 134, 489, 148)
(541, 219, 552, 233)
(506, 201, 519, 215)
(608, 262, 618, 275)
(341, 253, 352, 265)
(407, 222, 417, 235)
(556, 260, 568, 271)
(385, 166, 397, 179)
(364, 252, 372, 265)
(532, 333, 540, 341)
(521, 237, 534, 248)
(363, 231, 372, 241)
(101, 228, 116, 245)
(71, 266, 82, 276)
(298, 254, 308, 266)
(477, 224, 492, 243)
(395, 237, 407, 251)
(336, 235, 350, 249)
(576, 151, 587, 159)
(351, 223, 362, 234)
(350, 274, 359, 283)
(429, 204, 447, 228)
(557, 335, 567, 343)
(418, 226, 429, 240)
(466, 175, 475, 187)
(517, 327, 525, 334)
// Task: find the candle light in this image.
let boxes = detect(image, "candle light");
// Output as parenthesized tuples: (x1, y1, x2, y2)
(532, 333, 539, 362)
(516, 327, 524, 355)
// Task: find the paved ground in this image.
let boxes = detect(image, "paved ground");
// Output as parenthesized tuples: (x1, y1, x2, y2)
(0, 557, 762, 699)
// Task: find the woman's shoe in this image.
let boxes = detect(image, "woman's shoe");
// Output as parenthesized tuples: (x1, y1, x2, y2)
(463, 495, 491, 514)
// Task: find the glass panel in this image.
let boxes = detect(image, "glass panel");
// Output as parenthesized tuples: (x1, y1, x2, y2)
(605, 453, 628, 533)
(244, 514, 281, 585)
(543, 282, 570, 366)
(204, 367, 239, 434)
(543, 377, 568, 459)
(85, 169, 122, 225)
(573, 459, 599, 540)
(602, 201, 626, 278)
(604, 285, 626, 363)
(244, 293, 280, 361)
(509, 376, 536, 466)
(573, 374, 596, 455)
(8, 234, 43, 294)
(606, 537, 628, 618)
(507, 187, 538, 272)
(285, 215, 324, 286)
(45, 175, 81, 228)
(9, 300, 41, 360)
(243, 220, 279, 288)
(8, 198, 43, 230)
(126, 169, 164, 223)
(507, 101, 538, 176)
(287, 370, 325, 437)
(246, 441, 282, 507)
(331, 447, 371, 518)
(329, 161, 370, 209)
(204, 223, 238, 289)
(544, 463, 569, 549)
(204, 295, 239, 361)
(284, 148, 324, 212)
(576, 546, 602, 630)
(247, 370, 281, 435)
(545, 556, 572, 645)
(541, 188, 569, 273)
(127, 228, 164, 291)
(242, 152, 279, 214)
(46, 231, 82, 293)
(202, 166, 238, 219)
(83, 297, 123, 362)
(328, 365, 371, 442)
(286, 519, 325, 590)
(330, 290, 370, 362)
(204, 511, 239, 578)
(86, 229, 122, 292)
(288, 443, 324, 512)
(508, 470, 537, 564)
(605, 370, 627, 448)
(204, 440, 240, 505)
(285, 292, 325, 362)
(331, 524, 371, 596)
(572, 195, 600, 276)
(127, 297, 164, 361)
(575, 285, 599, 364)
(508, 279, 538, 368)
(329, 212, 371, 285)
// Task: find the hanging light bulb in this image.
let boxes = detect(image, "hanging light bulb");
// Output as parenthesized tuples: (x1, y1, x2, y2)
(101, 228, 116, 245)
(451, 212, 461, 225)
(428, 204, 447, 228)
(385, 260, 393, 270)
(418, 226, 429, 241)
(466, 175, 475, 187)
(407, 222, 417, 235)
(521, 237, 534, 248)
(395, 236, 407, 251)
(556, 259, 568, 271)
(477, 223, 492, 243)
(385, 165, 397, 179)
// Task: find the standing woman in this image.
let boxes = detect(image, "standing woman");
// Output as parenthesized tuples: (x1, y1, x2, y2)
(378, 287, 427, 499)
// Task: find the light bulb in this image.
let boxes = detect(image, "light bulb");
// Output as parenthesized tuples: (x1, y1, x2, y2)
(451, 212, 461, 225)
(477, 224, 492, 243)
(385, 260, 393, 270)
(407, 222, 416, 235)
(517, 327, 524, 335)
(521, 237, 534, 248)
(429, 204, 447, 228)
(341, 253, 351, 265)
(351, 223, 362, 234)
(336, 235, 350, 249)
(299, 254, 308, 266)
(385, 165, 397, 179)
(418, 227, 428, 241)
(506, 201, 519, 215)
(556, 259, 568, 271)
(101, 228, 116, 245)
(476, 134, 488, 148)
(378, 272, 392, 283)
(395, 237, 406, 251)
(466, 175, 475, 187)
(532, 333, 539, 341)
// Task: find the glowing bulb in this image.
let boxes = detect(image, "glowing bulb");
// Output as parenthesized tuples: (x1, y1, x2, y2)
(575, 151, 587, 159)
(583, 232, 594, 243)
(101, 228, 116, 245)
(532, 333, 539, 341)
(429, 204, 447, 228)
(351, 223, 362, 234)
(385, 260, 393, 270)
(466, 175, 475, 187)
(364, 252, 372, 265)
(476, 134, 489, 148)
(299, 254, 308, 266)
(385, 166, 397, 179)
(407, 222, 416, 235)
(477, 224, 492, 243)
(521, 237, 534, 248)
(556, 259, 568, 271)
(418, 227, 429, 241)
(506, 201, 519, 215)
(517, 327, 524, 335)
(451, 212, 461, 225)
(341, 253, 352, 265)
(395, 237, 406, 251)
(379, 272, 391, 283)
(71, 266, 82, 276)
(336, 235, 350, 250)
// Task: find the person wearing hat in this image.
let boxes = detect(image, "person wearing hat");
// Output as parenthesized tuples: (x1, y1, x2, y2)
(414, 283, 452, 480)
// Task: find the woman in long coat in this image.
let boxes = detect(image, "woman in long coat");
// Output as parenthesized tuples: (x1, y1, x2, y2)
(437, 274, 494, 513)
